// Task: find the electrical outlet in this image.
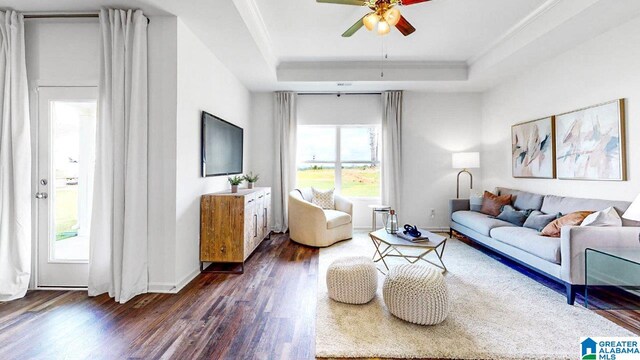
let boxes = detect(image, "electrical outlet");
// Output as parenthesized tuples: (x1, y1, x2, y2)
(430, 209, 436, 219)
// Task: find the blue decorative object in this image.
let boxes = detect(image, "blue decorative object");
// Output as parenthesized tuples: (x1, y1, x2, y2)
(403, 224, 422, 238)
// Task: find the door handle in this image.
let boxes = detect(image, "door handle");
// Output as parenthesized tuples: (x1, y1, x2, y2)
(35, 192, 48, 199)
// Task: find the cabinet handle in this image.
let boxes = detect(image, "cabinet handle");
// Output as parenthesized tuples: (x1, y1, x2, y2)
(263, 208, 267, 228)
(221, 246, 225, 253)
(248, 199, 254, 203)
(254, 214, 258, 237)
(259, 195, 264, 199)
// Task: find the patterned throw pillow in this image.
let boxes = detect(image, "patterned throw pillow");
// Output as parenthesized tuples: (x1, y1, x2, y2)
(312, 188, 335, 209)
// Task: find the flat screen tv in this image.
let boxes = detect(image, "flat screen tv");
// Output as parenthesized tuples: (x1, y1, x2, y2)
(201, 111, 243, 177)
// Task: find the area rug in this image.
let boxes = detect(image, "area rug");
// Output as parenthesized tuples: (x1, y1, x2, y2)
(316, 231, 635, 359)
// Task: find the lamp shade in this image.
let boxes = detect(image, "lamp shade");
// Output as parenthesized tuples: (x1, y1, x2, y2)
(623, 194, 640, 221)
(452, 152, 480, 169)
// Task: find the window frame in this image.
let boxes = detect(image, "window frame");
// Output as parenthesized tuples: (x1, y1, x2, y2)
(297, 124, 381, 199)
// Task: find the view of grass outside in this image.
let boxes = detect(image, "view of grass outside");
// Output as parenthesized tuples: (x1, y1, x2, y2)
(297, 125, 381, 198)
(296, 165, 380, 197)
(55, 184, 78, 240)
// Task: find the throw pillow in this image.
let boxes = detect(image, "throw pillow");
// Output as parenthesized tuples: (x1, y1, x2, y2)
(480, 191, 512, 217)
(580, 206, 623, 227)
(541, 211, 594, 237)
(496, 205, 531, 227)
(523, 211, 560, 232)
(311, 188, 335, 209)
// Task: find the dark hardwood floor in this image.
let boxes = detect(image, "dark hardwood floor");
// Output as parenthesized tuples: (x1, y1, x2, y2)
(0, 233, 318, 360)
(1, 232, 638, 360)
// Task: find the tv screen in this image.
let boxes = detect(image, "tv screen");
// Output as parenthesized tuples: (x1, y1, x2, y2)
(201, 111, 243, 177)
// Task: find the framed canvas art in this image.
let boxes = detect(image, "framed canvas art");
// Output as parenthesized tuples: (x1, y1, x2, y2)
(512, 117, 555, 178)
(555, 99, 626, 181)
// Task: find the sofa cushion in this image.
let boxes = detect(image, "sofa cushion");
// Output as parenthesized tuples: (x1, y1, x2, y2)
(523, 210, 559, 232)
(451, 211, 516, 236)
(496, 187, 544, 211)
(480, 191, 512, 216)
(541, 211, 593, 237)
(489, 227, 561, 264)
(540, 194, 639, 226)
(324, 210, 351, 229)
(496, 205, 531, 227)
(581, 207, 622, 227)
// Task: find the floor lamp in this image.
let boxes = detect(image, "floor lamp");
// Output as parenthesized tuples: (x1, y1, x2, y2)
(452, 152, 480, 199)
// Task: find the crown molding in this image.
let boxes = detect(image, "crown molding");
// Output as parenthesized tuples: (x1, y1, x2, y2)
(278, 61, 467, 82)
(232, 0, 278, 70)
(467, 0, 563, 65)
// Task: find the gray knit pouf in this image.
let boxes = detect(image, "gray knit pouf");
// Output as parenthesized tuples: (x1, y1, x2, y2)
(326, 256, 377, 304)
(383, 264, 449, 325)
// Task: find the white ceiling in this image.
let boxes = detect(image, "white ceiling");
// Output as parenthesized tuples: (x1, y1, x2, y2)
(6, 0, 640, 92)
(255, 0, 546, 62)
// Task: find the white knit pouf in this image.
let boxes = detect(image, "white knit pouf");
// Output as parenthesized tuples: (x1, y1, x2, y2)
(383, 264, 449, 325)
(326, 256, 377, 305)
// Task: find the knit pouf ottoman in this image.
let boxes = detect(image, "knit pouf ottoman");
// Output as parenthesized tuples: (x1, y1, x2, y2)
(383, 264, 449, 325)
(326, 256, 377, 304)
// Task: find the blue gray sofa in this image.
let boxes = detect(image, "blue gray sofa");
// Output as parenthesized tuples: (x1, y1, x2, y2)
(450, 187, 640, 304)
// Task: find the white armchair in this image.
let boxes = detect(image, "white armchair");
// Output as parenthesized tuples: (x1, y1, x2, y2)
(288, 188, 353, 247)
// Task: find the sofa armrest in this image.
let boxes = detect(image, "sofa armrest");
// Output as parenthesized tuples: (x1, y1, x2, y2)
(449, 199, 470, 218)
(560, 226, 640, 284)
(334, 194, 353, 216)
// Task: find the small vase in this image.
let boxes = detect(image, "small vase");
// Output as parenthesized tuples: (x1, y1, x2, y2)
(231, 185, 238, 193)
(248, 182, 254, 189)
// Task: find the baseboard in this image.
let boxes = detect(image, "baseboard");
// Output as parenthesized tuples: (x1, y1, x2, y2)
(148, 267, 200, 294)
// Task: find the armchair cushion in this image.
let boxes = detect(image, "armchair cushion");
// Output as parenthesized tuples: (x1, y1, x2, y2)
(312, 187, 335, 209)
(325, 210, 352, 229)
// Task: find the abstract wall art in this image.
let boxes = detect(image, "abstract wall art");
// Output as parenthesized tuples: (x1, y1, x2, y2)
(512, 117, 555, 178)
(555, 99, 626, 181)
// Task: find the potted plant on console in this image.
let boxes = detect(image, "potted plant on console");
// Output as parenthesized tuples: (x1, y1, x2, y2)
(244, 172, 259, 189)
(228, 175, 244, 193)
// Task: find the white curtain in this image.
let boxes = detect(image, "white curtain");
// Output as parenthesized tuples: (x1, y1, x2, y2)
(272, 92, 297, 233)
(0, 11, 31, 302)
(381, 91, 403, 211)
(89, 9, 148, 304)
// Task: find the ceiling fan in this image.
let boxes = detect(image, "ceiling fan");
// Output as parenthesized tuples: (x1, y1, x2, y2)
(317, 0, 431, 37)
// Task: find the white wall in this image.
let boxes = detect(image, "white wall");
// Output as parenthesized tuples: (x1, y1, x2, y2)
(174, 19, 252, 286)
(401, 92, 483, 229)
(481, 15, 640, 201)
(249, 92, 274, 191)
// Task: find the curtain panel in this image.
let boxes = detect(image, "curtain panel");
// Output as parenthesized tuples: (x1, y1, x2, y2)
(381, 91, 403, 211)
(272, 92, 297, 233)
(0, 11, 31, 301)
(89, 8, 149, 303)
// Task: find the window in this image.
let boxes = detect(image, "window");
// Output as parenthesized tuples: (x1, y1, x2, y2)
(296, 125, 380, 198)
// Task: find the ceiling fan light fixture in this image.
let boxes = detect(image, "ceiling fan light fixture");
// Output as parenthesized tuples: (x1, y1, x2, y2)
(377, 20, 391, 35)
(363, 12, 379, 31)
(383, 7, 401, 26)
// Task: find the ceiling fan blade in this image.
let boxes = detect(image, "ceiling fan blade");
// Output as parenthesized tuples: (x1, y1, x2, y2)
(395, 15, 416, 36)
(342, 15, 366, 37)
(399, 0, 431, 5)
(316, 0, 366, 6)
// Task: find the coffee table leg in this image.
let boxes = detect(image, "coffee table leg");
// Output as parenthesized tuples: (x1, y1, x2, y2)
(370, 235, 390, 272)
